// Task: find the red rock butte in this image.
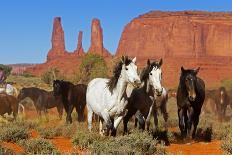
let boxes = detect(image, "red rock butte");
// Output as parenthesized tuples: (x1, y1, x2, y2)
(116, 11, 232, 87)
(27, 11, 232, 87)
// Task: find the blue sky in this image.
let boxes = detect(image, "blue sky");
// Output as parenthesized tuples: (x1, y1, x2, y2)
(0, 0, 232, 64)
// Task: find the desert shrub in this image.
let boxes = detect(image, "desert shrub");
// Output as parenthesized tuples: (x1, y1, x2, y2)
(38, 127, 62, 139)
(72, 129, 165, 155)
(0, 64, 12, 77)
(19, 138, 60, 155)
(72, 129, 104, 149)
(0, 145, 14, 155)
(75, 53, 108, 84)
(41, 67, 61, 85)
(221, 133, 232, 155)
(21, 72, 35, 77)
(0, 124, 29, 142)
(38, 124, 77, 139)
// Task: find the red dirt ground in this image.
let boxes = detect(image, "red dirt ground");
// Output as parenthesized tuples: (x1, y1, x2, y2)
(168, 140, 222, 155)
(1, 142, 24, 154)
(0, 109, 223, 155)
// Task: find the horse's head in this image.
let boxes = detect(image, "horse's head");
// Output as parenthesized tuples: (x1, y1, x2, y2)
(141, 59, 163, 96)
(120, 56, 141, 87)
(219, 87, 227, 105)
(181, 67, 200, 102)
(53, 80, 62, 96)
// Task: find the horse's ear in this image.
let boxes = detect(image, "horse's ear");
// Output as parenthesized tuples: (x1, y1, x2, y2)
(147, 59, 150, 66)
(121, 56, 125, 63)
(132, 57, 136, 63)
(159, 58, 163, 66)
(181, 66, 185, 72)
(194, 67, 200, 75)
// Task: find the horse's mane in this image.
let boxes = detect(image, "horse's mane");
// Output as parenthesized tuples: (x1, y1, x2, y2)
(140, 61, 161, 82)
(107, 56, 132, 93)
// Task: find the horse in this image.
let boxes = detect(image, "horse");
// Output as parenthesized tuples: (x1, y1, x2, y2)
(203, 87, 230, 121)
(18, 87, 63, 119)
(0, 83, 24, 114)
(177, 67, 205, 139)
(86, 56, 141, 136)
(123, 59, 167, 134)
(0, 93, 19, 120)
(53, 80, 87, 123)
(168, 89, 177, 99)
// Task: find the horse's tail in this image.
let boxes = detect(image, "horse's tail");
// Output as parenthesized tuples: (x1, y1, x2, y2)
(18, 103, 25, 114)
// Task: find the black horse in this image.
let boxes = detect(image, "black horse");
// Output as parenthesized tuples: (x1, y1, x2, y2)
(18, 87, 64, 119)
(123, 59, 168, 134)
(53, 80, 87, 123)
(177, 67, 205, 139)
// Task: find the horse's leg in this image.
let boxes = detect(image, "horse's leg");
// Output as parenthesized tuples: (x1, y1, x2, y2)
(87, 104, 93, 131)
(111, 116, 123, 137)
(57, 105, 63, 120)
(161, 105, 168, 131)
(99, 117, 104, 136)
(77, 103, 85, 122)
(153, 105, 158, 130)
(101, 109, 113, 135)
(187, 107, 194, 138)
(178, 108, 185, 137)
(146, 103, 155, 131)
(192, 113, 200, 139)
(135, 111, 145, 130)
(66, 104, 74, 124)
(123, 109, 136, 135)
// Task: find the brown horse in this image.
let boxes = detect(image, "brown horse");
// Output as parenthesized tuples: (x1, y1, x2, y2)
(204, 87, 230, 121)
(18, 87, 64, 119)
(177, 67, 205, 139)
(0, 93, 18, 119)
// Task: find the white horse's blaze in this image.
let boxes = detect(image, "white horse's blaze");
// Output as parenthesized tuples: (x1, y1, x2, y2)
(86, 57, 140, 133)
(148, 66, 163, 94)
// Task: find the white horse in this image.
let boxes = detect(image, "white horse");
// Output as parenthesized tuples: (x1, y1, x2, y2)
(86, 56, 141, 136)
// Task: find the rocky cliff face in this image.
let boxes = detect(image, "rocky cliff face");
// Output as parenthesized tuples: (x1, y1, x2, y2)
(47, 17, 67, 61)
(116, 11, 232, 87)
(116, 11, 232, 58)
(88, 19, 111, 57)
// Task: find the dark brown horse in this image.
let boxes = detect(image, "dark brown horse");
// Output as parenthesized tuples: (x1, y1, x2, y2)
(123, 59, 168, 134)
(0, 93, 18, 119)
(177, 67, 205, 139)
(53, 80, 87, 123)
(18, 87, 64, 119)
(204, 87, 230, 121)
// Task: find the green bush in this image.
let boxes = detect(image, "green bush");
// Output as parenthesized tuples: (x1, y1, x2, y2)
(76, 53, 108, 84)
(0, 124, 29, 142)
(19, 138, 60, 155)
(0, 145, 14, 155)
(41, 67, 60, 85)
(221, 133, 232, 155)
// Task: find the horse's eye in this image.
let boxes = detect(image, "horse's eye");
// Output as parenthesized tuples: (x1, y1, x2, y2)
(150, 73, 152, 75)
(125, 67, 128, 70)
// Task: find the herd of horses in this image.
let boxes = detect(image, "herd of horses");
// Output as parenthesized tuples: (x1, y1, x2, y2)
(0, 56, 232, 141)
